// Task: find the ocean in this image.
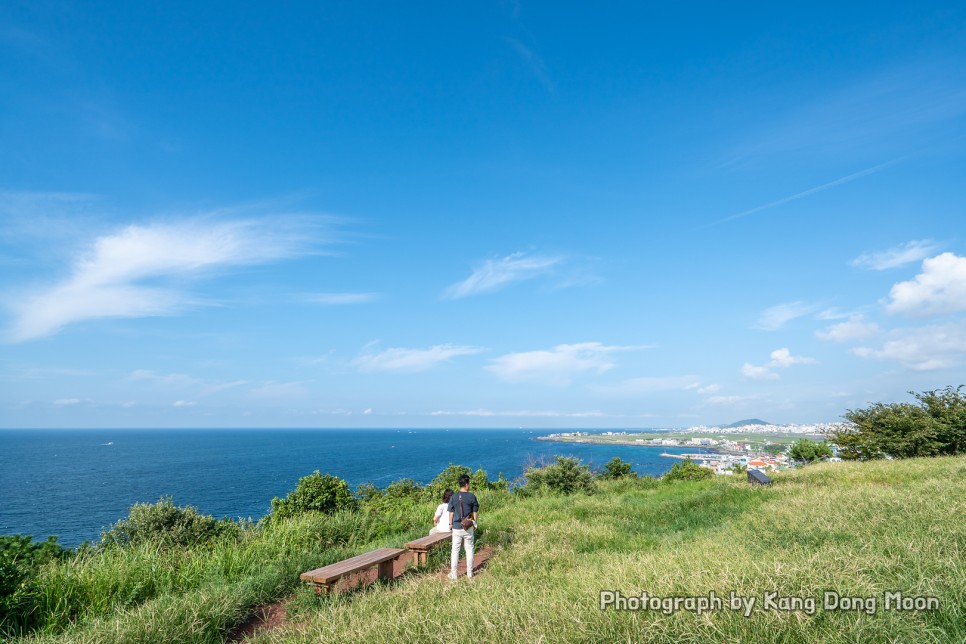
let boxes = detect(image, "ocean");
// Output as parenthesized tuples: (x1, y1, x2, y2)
(0, 428, 692, 547)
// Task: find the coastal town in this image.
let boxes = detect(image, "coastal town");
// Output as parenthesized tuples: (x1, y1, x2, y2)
(536, 422, 843, 475)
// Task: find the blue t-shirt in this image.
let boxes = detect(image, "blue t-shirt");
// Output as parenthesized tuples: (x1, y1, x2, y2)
(447, 491, 479, 526)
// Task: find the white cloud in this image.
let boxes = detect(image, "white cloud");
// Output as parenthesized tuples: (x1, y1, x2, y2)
(755, 301, 818, 330)
(247, 381, 312, 399)
(591, 375, 701, 396)
(355, 343, 485, 373)
(487, 342, 644, 385)
(430, 409, 607, 418)
(768, 347, 817, 368)
(704, 395, 755, 405)
(885, 252, 966, 317)
(741, 363, 779, 380)
(53, 398, 82, 406)
(742, 348, 816, 380)
(697, 383, 721, 394)
(851, 240, 940, 270)
(816, 315, 880, 342)
(5, 217, 327, 342)
(128, 369, 246, 397)
(299, 292, 378, 305)
(443, 252, 562, 299)
(851, 321, 966, 370)
(172, 400, 195, 407)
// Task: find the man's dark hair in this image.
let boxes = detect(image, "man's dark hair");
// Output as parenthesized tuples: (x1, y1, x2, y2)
(458, 474, 470, 488)
(442, 489, 454, 502)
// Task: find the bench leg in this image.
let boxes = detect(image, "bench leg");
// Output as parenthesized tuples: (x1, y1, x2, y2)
(313, 582, 333, 596)
(378, 559, 394, 581)
(420, 551, 427, 567)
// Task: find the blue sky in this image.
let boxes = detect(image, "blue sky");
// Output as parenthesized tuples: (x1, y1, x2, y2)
(2, 1, 965, 428)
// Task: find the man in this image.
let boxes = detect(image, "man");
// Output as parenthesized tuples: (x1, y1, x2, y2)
(447, 473, 479, 579)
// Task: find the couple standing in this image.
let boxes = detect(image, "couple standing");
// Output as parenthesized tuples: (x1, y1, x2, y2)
(430, 474, 479, 579)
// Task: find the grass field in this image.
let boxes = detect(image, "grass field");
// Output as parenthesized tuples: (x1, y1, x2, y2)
(12, 456, 965, 643)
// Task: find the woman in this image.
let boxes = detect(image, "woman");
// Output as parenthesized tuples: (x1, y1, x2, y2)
(429, 489, 454, 534)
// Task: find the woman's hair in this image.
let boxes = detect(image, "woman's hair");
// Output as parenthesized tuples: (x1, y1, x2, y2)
(442, 489, 454, 503)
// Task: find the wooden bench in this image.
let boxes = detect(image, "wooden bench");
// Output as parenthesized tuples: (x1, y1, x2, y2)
(300, 547, 405, 594)
(405, 532, 452, 567)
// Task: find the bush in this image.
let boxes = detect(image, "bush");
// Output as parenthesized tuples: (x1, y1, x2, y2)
(597, 457, 636, 480)
(523, 457, 596, 495)
(662, 458, 713, 483)
(100, 497, 240, 549)
(0, 535, 71, 635)
(271, 471, 356, 520)
(829, 386, 966, 460)
(789, 439, 833, 463)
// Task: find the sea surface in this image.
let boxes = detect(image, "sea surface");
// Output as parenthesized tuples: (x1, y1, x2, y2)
(0, 429, 692, 547)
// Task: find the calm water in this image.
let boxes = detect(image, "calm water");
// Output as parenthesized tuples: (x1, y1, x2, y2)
(0, 429, 690, 547)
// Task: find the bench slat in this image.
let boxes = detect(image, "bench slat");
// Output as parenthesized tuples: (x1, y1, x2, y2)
(300, 547, 405, 584)
(405, 532, 452, 550)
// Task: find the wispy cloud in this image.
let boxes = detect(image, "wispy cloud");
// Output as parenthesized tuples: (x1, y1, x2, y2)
(4, 216, 331, 342)
(128, 369, 247, 397)
(298, 292, 379, 305)
(591, 375, 701, 396)
(851, 240, 940, 270)
(443, 252, 563, 299)
(711, 160, 897, 226)
(742, 348, 816, 380)
(53, 398, 83, 406)
(355, 343, 485, 373)
(815, 315, 880, 342)
(506, 38, 554, 92)
(852, 321, 966, 371)
(755, 301, 818, 331)
(885, 252, 966, 317)
(430, 409, 607, 418)
(487, 342, 647, 385)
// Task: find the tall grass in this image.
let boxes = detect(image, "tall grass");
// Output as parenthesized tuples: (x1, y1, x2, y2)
(12, 458, 964, 643)
(248, 456, 965, 644)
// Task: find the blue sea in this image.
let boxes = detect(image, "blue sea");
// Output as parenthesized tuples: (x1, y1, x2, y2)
(0, 429, 691, 547)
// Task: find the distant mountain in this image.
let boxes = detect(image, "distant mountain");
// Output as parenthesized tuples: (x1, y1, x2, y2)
(721, 418, 771, 428)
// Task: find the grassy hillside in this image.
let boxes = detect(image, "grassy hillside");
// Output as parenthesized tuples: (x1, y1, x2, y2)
(15, 456, 966, 643)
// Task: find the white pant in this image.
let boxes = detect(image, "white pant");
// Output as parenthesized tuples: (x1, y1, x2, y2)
(451, 527, 475, 576)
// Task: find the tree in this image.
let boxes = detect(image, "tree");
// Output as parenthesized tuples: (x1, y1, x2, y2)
(523, 457, 596, 495)
(270, 471, 355, 520)
(788, 439, 833, 463)
(662, 458, 712, 482)
(827, 386, 966, 460)
(762, 444, 786, 456)
(597, 456, 636, 480)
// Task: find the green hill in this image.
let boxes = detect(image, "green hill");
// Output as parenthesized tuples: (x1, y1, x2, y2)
(721, 418, 771, 428)
(10, 456, 965, 643)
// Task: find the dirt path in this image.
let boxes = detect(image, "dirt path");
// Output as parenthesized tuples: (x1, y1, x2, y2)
(228, 546, 494, 641)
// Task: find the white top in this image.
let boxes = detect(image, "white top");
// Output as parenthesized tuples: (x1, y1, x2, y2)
(434, 503, 451, 531)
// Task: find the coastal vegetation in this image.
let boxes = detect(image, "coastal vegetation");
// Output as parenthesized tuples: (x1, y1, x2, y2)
(0, 452, 961, 642)
(827, 386, 966, 460)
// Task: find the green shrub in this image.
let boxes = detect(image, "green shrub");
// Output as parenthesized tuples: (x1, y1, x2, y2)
(270, 471, 356, 520)
(0, 535, 71, 636)
(829, 386, 966, 460)
(523, 456, 596, 495)
(597, 456, 636, 480)
(662, 458, 713, 482)
(788, 439, 833, 463)
(100, 497, 240, 549)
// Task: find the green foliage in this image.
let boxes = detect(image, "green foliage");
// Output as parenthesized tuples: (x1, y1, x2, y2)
(830, 386, 966, 460)
(789, 439, 833, 463)
(100, 497, 240, 549)
(662, 457, 713, 482)
(762, 443, 786, 456)
(270, 471, 356, 520)
(597, 456, 636, 480)
(0, 535, 71, 636)
(523, 456, 596, 495)
(425, 464, 472, 499)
